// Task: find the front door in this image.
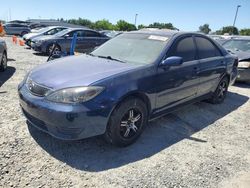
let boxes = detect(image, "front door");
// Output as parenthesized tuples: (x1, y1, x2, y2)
(155, 35, 200, 112)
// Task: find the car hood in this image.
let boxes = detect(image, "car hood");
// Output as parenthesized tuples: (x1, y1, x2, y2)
(29, 55, 139, 90)
(23, 33, 40, 39)
(32, 35, 57, 42)
(230, 50, 250, 61)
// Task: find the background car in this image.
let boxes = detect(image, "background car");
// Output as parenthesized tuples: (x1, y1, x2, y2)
(31, 28, 110, 55)
(3, 23, 31, 36)
(23, 26, 68, 47)
(100, 30, 122, 38)
(19, 31, 237, 146)
(222, 38, 250, 82)
(0, 39, 7, 72)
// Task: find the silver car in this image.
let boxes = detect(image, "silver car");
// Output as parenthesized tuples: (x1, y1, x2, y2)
(23, 26, 68, 47)
(0, 39, 7, 72)
(3, 23, 30, 36)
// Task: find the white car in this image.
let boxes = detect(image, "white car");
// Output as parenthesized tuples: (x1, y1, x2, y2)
(23, 26, 67, 47)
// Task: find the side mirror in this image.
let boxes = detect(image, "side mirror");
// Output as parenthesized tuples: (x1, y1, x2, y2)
(64, 34, 70, 38)
(161, 56, 183, 68)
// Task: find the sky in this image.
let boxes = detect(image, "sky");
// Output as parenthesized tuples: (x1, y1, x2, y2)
(0, 0, 249, 31)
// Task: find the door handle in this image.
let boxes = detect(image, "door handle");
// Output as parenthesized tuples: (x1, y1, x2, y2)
(193, 67, 200, 73)
(220, 61, 226, 65)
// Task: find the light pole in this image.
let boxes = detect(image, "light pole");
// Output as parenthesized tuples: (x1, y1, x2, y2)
(233, 5, 241, 27)
(134, 14, 138, 28)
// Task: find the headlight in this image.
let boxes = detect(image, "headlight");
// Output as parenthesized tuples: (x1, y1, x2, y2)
(45, 86, 104, 104)
(35, 40, 44, 44)
(18, 71, 31, 89)
(238, 61, 250, 68)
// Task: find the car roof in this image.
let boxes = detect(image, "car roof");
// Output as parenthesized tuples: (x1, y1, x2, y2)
(228, 37, 250, 41)
(46, 26, 67, 29)
(129, 29, 207, 38)
(64, 28, 100, 33)
(130, 29, 179, 37)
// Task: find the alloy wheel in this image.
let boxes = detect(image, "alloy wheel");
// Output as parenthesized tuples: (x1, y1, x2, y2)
(120, 108, 142, 139)
(2, 53, 7, 70)
(218, 81, 227, 99)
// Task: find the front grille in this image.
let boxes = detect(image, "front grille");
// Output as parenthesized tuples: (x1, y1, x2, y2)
(26, 78, 51, 97)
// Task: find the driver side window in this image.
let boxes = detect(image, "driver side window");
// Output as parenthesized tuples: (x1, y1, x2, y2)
(167, 37, 196, 62)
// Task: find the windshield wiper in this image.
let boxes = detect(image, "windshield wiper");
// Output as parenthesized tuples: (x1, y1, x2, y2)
(88, 53, 126, 63)
(96, 55, 126, 63)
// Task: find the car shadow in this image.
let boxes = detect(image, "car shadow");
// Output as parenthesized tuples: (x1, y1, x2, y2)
(0, 66, 16, 87)
(28, 91, 249, 172)
(7, 58, 16, 62)
(33, 52, 48, 57)
(234, 82, 250, 88)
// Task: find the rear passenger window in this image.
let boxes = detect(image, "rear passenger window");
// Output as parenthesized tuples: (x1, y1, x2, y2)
(168, 37, 196, 62)
(84, 31, 100, 37)
(195, 37, 221, 59)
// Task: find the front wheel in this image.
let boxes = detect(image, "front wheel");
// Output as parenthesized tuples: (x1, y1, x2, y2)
(104, 98, 148, 147)
(0, 52, 7, 72)
(208, 77, 229, 104)
(47, 44, 61, 55)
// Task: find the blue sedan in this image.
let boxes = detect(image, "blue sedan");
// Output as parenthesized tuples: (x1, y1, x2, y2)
(18, 30, 237, 146)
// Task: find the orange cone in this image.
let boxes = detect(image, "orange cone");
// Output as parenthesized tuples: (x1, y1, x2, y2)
(19, 39, 25, 46)
(13, 36, 17, 44)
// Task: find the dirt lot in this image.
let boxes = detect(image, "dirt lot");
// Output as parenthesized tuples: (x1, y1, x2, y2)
(0, 36, 250, 188)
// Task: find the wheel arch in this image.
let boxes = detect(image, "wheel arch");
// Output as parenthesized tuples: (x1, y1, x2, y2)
(108, 91, 152, 121)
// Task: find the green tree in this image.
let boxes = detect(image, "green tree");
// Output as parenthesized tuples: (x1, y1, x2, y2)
(138, 24, 146, 30)
(116, 20, 136, 31)
(93, 19, 115, 30)
(199, 24, 211, 34)
(148, 22, 177, 30)
(221, 26, 239, 35)
(68, 18, 93, 28)
(240, 29, 250, 36)
(215, 30, 222, 35)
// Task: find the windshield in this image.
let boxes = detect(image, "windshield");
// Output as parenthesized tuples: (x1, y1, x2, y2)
(35, 27, 51, 33)
(91, 33, 169, 65)
(223, 40, 250, 52)
(54, 28, 72, 37)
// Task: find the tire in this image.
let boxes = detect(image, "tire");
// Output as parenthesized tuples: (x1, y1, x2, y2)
(208, 77, 229, 104)
(46, 44, 61, 55)
(104, 98, 148, 147)
(21, 31, 28, 37)
(0, 52, 7, 72)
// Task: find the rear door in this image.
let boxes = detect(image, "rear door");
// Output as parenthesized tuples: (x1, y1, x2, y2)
(155, 35, 200, 111)
(61, 30, 84, 52)
(194, 36, 226, 96)
(83, 30, 105, 53)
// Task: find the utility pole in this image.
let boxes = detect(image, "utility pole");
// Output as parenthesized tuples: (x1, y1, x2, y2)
(233, 5, 241, 27)
(134, 14, 138, 28)
(9, 8, 11, 21)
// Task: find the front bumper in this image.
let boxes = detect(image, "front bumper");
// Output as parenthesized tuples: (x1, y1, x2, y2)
(31, 42, 43, 52)
(18, 85, 112, 140)
(25, 39, 32, 47)
(236, 68, 250, 82)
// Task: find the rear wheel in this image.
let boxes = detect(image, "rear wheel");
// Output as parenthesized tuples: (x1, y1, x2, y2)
(21, 31, 28, 37)
(0, 52, 7, 72)
(208, 77, 229, 104)
(104, 98, 148, 147)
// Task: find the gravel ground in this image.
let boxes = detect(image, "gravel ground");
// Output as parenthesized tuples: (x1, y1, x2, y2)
(0, 36, 250, 188)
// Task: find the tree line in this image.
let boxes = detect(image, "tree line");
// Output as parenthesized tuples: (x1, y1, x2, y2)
(199, 23, 250, 36)
(60, 18, 178, 32)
